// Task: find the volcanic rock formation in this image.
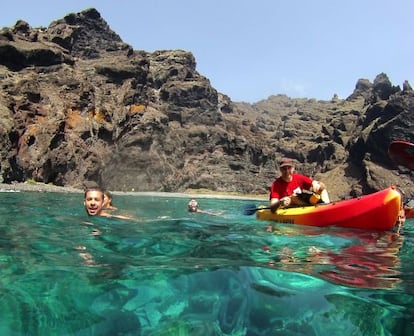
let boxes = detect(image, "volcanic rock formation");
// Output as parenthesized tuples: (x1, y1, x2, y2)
(0, 8, 413, 200)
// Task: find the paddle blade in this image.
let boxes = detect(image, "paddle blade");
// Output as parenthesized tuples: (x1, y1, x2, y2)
(389, 140, 414, 170)
(243, 204, 259, 215)
(404, 199, 414, 219)
(405, 206, 414, 219)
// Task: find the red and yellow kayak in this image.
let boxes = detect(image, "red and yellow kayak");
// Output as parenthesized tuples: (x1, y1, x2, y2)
(257, 186, 403, 231)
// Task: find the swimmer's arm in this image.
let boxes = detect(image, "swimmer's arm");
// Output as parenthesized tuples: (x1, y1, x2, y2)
(197, 209, 222, 216)
(100, 212, 134, 220)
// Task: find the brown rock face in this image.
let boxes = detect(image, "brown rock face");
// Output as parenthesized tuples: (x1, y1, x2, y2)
(0, 8, 413, 200)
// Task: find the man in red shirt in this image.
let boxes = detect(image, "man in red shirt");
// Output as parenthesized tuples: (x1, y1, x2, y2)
(269, 158, 330, 212)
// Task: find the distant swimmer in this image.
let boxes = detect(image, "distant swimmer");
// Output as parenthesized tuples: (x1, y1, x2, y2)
(187, 199, 222, 216)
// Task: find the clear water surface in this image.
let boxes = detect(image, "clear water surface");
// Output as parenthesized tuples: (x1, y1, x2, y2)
(0, 191, 413, 335)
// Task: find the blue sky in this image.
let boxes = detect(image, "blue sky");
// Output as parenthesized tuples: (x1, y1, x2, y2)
(1, 0, 413, 103)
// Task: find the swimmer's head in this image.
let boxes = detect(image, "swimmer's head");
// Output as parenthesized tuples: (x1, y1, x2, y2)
(84, 188, 105, 216)
(103, 190, 113, 206)
(188, 199, 198, 212)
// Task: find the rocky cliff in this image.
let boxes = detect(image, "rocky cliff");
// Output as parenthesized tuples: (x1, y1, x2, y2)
(1, 8, 413, 200)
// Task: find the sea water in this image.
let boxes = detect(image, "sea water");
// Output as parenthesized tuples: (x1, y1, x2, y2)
(0, 191, 413, 335)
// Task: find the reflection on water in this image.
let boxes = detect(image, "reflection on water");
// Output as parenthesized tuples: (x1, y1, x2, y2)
(0, 192, 414, 335)
(265, 225, 403, 289)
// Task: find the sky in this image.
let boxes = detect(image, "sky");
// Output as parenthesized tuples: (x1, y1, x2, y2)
(1, 0, 413, 103)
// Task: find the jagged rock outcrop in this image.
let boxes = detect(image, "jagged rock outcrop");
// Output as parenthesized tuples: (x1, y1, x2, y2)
(0, 8, 413, 200)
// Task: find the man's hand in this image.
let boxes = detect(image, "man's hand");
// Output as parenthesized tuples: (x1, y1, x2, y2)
(270, 201, 280, 213)
(280, 196, 291, 208)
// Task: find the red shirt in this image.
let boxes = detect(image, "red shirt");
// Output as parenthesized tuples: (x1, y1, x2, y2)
(270, 173, 313, 199)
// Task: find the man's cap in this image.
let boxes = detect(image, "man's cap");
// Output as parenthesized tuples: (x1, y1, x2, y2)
(279, 157, 295, 168)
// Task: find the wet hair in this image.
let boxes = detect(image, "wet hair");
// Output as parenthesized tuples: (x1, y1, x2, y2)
(84, 187, 104, 199)
(104, 190, 113, 199)
(103, 190, 116, 207)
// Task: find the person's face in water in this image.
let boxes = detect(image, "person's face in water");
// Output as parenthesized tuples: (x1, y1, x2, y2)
(188, 200, 198, 212)
(84, 190, 105, 216)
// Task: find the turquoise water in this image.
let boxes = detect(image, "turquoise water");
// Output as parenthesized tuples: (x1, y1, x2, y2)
(1, 191, 414, 335)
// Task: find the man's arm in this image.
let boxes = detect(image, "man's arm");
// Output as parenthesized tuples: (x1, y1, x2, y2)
(270, 198, 280, 213)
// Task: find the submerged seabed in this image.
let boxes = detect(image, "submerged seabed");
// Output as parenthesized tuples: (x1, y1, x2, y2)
(0, 191, 413, 335)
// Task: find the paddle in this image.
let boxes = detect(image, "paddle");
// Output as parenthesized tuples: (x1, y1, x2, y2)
(243, 196, 330, 215)
(388, 140, 414, 170)
(404, 206, 414, 219)
(388, 140, 414, 216)
(243, 203, 271, 216)
(403, 198, 414, 219)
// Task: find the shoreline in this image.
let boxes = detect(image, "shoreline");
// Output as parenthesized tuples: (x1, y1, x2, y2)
(0, 182, 83, 193)
(0, 182, 267, 201)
